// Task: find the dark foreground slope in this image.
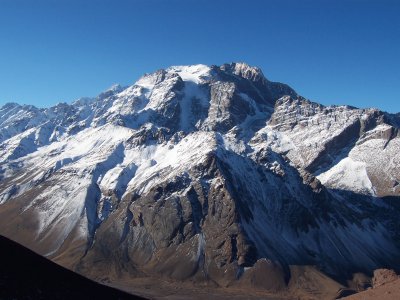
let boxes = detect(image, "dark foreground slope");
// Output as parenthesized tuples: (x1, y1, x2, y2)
(0, 235, 145, 300)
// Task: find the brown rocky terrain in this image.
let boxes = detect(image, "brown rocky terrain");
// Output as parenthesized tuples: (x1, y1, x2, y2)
(342, 269, 400, 300)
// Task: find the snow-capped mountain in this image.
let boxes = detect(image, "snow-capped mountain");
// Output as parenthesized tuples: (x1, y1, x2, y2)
(0, 63, 399, 293)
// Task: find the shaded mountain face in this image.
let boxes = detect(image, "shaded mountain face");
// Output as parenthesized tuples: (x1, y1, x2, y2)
(0, 62, 399, 290)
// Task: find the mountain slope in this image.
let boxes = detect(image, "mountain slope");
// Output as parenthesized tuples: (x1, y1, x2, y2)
(0, 62, 399, 297)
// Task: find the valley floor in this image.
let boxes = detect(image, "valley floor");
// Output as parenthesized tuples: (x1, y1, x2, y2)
(110, 277, 291, 300)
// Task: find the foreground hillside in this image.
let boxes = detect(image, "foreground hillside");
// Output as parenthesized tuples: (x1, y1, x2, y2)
(0, 235, 145, 299)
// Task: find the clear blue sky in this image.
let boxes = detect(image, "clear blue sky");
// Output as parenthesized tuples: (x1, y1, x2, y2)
(0, 0, 399, 113)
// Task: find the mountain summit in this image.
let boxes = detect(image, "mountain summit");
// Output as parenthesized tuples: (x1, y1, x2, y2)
(0, 63, 399, 298)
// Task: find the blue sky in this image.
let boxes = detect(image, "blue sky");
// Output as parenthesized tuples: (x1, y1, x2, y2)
(0, 0, 399, 112)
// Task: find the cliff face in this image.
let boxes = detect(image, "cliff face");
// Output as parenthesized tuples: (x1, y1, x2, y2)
(0, 63, 399, 292)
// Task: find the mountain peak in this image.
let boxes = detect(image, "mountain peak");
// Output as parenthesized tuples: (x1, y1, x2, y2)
(166, 64, 211, 83)
(0, 102, 21, 111)
(106, 83, 124, 93)
(220, 62, 265, 82)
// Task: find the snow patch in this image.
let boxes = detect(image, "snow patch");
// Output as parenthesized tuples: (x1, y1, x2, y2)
(167, 64, 210, 84)
(317, 157, 375, 195)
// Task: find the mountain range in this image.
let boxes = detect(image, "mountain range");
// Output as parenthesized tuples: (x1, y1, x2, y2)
(0, 62, 399, 299)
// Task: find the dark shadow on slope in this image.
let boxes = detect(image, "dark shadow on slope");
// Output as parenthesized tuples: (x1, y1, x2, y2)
(307, 119, 361, 176)
(309, 110, 385, 176)
(213, 142, 400, 283)
(84, 142, 126, 252)
(0, 235, 146, 300)
(322, 189, 400, 280)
